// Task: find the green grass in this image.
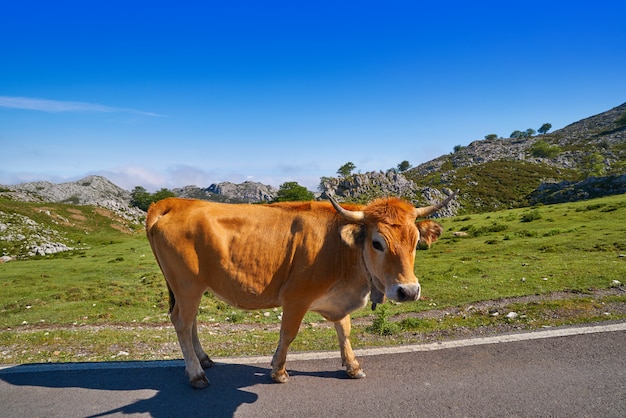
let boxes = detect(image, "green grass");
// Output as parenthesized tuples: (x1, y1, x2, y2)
(359, 195, 625, 322)
(406, 160, 581, 213)
(1, 194, 625, 364)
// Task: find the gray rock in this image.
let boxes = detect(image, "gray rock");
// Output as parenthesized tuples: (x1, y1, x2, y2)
(320, 170, 459, 217)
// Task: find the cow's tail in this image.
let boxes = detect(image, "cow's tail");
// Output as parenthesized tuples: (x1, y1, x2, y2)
(145, 201, 168, 236)
(167, 283, 176, 314)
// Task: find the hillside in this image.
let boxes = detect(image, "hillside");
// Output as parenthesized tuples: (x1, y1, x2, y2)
(0, 175, 144, 223)
(402, 102, 626, 212)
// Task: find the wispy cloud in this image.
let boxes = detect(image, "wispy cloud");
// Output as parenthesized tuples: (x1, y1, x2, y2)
(0, 96, 165, 117)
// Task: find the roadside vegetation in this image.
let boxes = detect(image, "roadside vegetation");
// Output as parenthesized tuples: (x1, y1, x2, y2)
(1, 194, 625, 364)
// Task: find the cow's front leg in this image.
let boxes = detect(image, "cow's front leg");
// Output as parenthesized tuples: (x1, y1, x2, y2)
(271, 303, 308, 383)
(334, 315, 366, 379)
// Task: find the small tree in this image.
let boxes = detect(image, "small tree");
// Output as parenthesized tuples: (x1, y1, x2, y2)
(453, 145, 465, 153)
(581, 152, 605, 178)
(153, 188, 176, 202)
(397, 160, 411, 172)
(337, 162, 356, 178)
(131, 186, 175, 211)
(130, 186, 152, 211)
(273, 181, 314, 202)
(511, 129, 535, 139)
(538, 123, 552, 134)
(484, 134, 498, 140)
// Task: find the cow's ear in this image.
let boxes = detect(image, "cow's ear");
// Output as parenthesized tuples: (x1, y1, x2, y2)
(416, 220, 443, 248)
(340, 224, 364, 247)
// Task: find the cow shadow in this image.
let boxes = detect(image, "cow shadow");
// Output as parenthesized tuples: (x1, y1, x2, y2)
(0, 360, 349, 417)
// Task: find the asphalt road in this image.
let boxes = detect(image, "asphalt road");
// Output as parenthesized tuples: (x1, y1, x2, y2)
(1, 322, 625, 417)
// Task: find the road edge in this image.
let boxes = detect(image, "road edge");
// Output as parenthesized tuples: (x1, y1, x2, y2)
(1, 321, 624, 373)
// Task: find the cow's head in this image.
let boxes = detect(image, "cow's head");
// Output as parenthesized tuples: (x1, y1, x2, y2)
(330, 192, 457, 304)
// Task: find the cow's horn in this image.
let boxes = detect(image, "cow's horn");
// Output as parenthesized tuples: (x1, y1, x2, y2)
(329, 196, 365, 222)
(414, 190, 459, 218)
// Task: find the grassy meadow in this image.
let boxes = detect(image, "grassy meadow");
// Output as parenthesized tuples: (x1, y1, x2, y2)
(1, 194, 625, 364)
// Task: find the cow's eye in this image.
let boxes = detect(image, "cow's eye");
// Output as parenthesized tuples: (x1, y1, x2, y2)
(372, 240, 384, 251)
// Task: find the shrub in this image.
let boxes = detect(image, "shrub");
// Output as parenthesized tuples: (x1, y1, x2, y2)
(517, 229, 538, 237)
(399, 317, 421, 330)
(616, 111, 626, 127)
(531, 140, 561, 158)
(367, 305, 400, 336)
(520, 210, 542, 223)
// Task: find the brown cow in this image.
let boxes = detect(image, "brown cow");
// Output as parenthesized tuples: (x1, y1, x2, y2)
(146, 192, 456, 388)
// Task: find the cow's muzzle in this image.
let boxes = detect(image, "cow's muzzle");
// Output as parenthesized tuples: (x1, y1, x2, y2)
(388, 283, 421, 303)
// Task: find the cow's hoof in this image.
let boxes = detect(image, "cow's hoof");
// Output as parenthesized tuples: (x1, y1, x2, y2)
(271, 370, 289, 383)
(347, 369, 366, 379)
(200, 356, 214, 369)
(190, 374, 210, 389)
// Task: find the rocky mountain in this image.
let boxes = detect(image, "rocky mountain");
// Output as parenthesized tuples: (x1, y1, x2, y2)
(411, 102, 626, 178)
(402, 102, 626, 212)
(174, 181, 277, 203)
(320, 170, 459, 218)
(1, 175, 144, 224)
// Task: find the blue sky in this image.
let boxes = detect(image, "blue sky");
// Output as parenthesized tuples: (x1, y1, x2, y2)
(1, 0, 625, 192)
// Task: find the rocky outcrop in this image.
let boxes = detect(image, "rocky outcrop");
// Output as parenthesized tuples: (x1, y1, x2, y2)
(11, 175, 128, 205)
(2, 175, 144, 224)
(321, 171, 419, 201)
(529, 174, 626, 204)
(173, 181, 277, 203)
(0, 210, 78, 259)
(206, 181, 277, 203)
(320, 170, 459, 217)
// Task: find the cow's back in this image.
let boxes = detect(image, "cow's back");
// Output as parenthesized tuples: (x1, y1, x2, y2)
(146, 198, 343, 309)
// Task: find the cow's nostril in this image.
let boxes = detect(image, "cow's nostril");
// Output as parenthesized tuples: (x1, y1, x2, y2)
(395, 285, 420, 302)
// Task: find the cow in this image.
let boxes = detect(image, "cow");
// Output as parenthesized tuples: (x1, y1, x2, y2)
(146, 192, 457, 388)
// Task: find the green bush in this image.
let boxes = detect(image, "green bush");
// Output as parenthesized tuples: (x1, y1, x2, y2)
(531, 140, 562, 158)
(273, 181, 314, 202)
(367, 305, 400, 336)
(520, 210, 542, 222)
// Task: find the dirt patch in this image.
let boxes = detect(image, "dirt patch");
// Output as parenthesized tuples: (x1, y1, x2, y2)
(94, 207, 114, 218)
(109, 223, 133, 233)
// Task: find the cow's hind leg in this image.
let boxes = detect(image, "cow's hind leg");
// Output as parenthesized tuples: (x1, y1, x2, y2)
(334, 315, 366, 379)
(271, 303, 308, 383)
(170, 291, 209, 389)
(192, 318, 214, 369)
